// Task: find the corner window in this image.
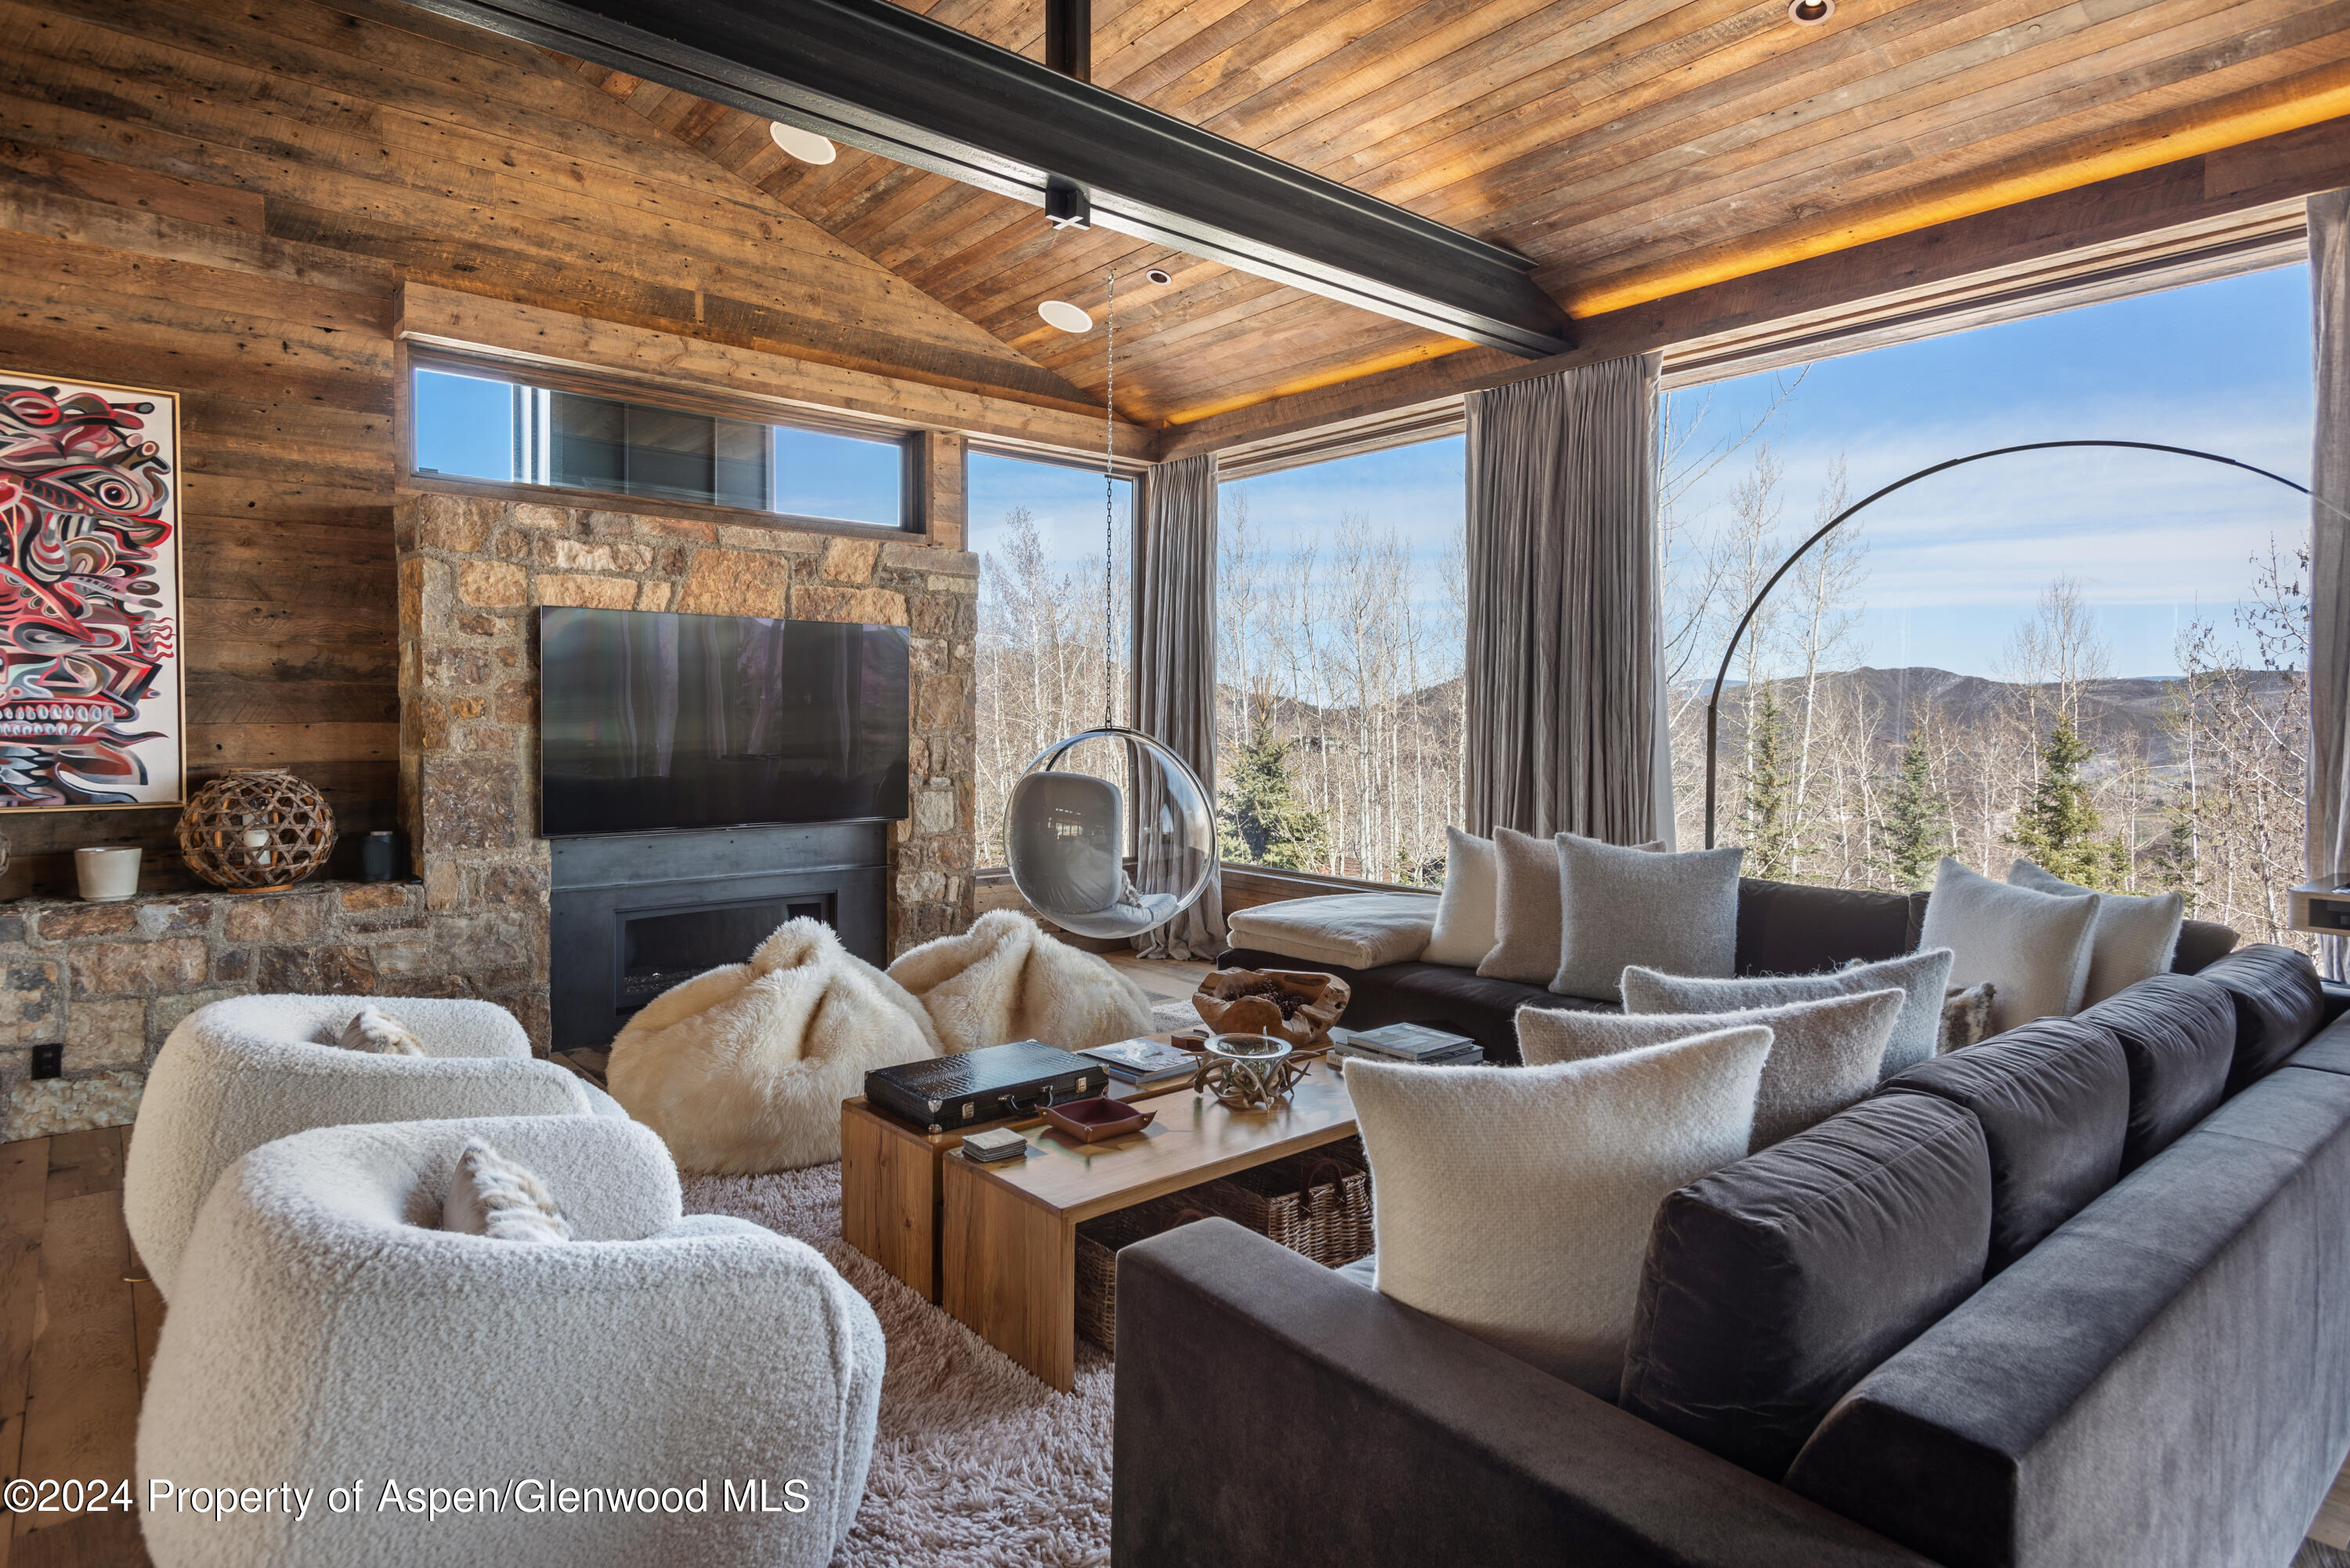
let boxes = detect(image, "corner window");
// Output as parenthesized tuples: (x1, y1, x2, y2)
(410, 364, 907, 529)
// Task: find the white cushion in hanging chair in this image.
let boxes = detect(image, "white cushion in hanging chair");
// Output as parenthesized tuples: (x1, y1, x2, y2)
(1005, 771, 1180, 938)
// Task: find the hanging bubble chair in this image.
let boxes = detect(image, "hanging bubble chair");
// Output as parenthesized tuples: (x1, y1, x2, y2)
(1006, 726, 1215, 941)
(1002, 267, 1216, 941)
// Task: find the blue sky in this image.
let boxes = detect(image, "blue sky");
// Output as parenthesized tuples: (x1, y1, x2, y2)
(967, 452, 1133, 574)
(1665, 264, 2315, 679)
(412, 369, 903, 526)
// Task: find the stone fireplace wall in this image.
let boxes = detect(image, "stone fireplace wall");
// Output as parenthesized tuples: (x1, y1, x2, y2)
(396, 491, 981, 1049)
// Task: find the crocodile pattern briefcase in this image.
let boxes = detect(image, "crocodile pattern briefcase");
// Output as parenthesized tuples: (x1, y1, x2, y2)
(865, 1040, 1102, 1133)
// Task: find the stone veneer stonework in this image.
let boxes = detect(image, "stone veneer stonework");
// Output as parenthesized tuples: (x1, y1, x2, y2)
(0, 882, 466, 1140)
(0, 490, 978, 1138)
(396, 490, 980, 972)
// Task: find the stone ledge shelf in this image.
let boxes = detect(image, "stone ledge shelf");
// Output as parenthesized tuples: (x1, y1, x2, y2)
(0, 879, 515, 1141)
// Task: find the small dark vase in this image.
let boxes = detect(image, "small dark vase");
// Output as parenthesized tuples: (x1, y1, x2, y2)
(359, 831, 405, 883)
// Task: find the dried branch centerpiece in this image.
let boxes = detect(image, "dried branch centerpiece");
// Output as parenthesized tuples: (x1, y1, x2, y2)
(1191, 968, 1351, 1050)
(178, 769, 337, 891)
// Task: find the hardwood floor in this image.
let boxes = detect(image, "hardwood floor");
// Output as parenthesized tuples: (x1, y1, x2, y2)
(1104, 954, 1212, 1008)
(9, 998, 2346, 1568)
(0, 1127, 155, 1568)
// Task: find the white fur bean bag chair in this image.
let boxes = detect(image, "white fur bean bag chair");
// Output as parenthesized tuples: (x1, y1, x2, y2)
(887, 909, 1154, 1053)
(607, 919, 939, 1174)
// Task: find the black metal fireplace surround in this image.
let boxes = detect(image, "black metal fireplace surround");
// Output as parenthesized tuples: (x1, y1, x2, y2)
(548, 822, 887, 1050)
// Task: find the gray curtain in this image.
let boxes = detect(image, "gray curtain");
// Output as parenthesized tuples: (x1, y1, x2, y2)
(1462, 352, 1668, 844)
(2312, 190, 2349, 981)
(1131, 452, 1227, 959)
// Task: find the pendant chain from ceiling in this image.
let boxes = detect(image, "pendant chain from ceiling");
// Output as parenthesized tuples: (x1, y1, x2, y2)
(1102, 267, 1116, 731)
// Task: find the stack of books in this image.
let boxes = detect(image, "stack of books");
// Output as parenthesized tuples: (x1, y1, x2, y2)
(1331, 1022, 1483, 1068)
(1081, 1037, 1200, 1086)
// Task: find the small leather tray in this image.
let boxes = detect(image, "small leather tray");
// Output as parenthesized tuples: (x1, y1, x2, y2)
(1040, 1097, 1157, 1144)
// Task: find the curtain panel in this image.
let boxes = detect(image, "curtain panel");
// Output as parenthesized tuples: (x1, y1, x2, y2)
(1462, 352, 1669, 846)
(1131, 451, 1227, 959)
(2311, 190, 2350, 981)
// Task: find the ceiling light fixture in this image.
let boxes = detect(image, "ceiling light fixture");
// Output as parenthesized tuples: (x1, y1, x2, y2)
(1788, 0, 1833, 22)
(1145, 268, 1173, 285)
(1038, 299, 1094, 332)
(768, 121, 839, 164)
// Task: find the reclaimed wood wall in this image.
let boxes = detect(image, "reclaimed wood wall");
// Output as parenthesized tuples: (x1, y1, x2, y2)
(0, 0, 1086, 896)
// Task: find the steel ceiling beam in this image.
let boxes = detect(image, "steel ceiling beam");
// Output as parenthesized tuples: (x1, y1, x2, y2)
(392, 0, 1575, 358)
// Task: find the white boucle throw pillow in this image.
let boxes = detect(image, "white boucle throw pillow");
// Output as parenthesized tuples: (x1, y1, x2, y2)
(441, 1138, 572, 1242)
(2006, 858, 2183, 1006)
(1920, 858, 2099, 1032)
(1517, 988, 1904, 1150)
(1422, 827, 1499, 966)
(1622, 948, 1954, 1078)
(1549, 836, 1742, 1001)
(1349, 1025, 1770, 1396)
(329, 1004, 426, 1057)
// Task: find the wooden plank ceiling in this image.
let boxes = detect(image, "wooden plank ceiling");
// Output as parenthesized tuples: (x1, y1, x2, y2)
(561, 0, 2350, 432)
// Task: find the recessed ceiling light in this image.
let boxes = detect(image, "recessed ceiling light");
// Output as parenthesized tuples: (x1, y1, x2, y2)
(1038, 299, 1094, 332)
(768, 121, 838, 164)
(1788, 0, 1832, 22)
(1145, 268, 1173, 285)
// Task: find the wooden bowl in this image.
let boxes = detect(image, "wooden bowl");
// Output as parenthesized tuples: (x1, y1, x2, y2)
(1191, 968, 1352, 1050)
(1040, 1097, 1158, 1145)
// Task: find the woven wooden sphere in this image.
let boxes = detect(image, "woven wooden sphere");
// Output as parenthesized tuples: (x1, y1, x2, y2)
(179, 770, 337, 891)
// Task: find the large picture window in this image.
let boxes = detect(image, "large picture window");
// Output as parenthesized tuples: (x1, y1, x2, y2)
(410, 363, 907, 528)
(1662, 264, 2315, 949)
(970, 450, 1136, 865)
(1215, 438, 1467, 887)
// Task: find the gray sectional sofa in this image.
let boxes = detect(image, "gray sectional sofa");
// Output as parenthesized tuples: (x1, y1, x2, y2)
(1123, 926, 2350, 1568)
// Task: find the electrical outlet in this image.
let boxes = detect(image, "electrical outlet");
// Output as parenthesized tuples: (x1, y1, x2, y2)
(30, 1044, 60, 1080)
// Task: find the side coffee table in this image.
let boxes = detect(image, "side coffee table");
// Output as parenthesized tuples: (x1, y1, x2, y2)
(939, 1060, 1357, 1390)
(839, 1046, 1191, 1302)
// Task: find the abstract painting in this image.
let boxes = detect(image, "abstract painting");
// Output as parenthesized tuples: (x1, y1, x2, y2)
(0, 374, 183, 809)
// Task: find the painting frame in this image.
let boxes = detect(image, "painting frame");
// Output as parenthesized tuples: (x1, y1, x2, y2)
(0, 369, 188, 814)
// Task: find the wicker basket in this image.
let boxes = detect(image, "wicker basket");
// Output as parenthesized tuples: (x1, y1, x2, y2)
(1072, 1138, 1377, 1353)
(1075, 1193, 1206, 1352)
(1189, 1137, 1373, 1269)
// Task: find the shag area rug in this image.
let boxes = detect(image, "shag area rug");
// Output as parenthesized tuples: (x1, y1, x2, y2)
(684, 1163, 1115, 1568)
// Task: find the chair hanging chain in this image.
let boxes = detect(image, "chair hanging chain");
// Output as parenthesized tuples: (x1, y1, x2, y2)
(1102, 268, 1116, 732)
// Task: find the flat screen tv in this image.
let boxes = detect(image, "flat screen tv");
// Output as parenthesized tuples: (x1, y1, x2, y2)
(539, 605, 909, 837)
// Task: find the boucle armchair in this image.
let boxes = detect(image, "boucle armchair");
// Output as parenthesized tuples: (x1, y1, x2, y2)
(137, 1115, 885, 1568)
(124, 995, 614, 1299)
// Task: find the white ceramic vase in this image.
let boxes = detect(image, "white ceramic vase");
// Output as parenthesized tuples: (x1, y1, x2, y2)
(75, 846, 142, 902)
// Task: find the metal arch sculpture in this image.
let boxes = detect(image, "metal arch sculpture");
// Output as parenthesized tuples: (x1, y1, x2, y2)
(1701, 439, 2320, 849)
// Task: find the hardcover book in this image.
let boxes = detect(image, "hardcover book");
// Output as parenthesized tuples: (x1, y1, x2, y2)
(1081, 1038, 1198, 1082)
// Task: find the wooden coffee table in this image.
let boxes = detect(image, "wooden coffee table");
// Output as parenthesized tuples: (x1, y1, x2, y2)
(938, 1059, 1357, 1390)
(839, 1068, 1190, 1304)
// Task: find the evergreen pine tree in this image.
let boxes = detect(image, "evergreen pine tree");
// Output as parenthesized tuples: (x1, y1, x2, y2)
(1742, 684, 1797, 878)
(2008, 717, 2125, 888)
(1217, 710, 1329, 872)
(1872, 732, 1950, 891)
(2146, 805, 2201, 911)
